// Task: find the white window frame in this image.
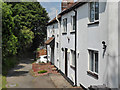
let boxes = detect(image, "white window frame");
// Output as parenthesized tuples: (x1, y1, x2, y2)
(88, 49, 99, 74)
(89, 1, 99, 23)
(70, 50, 75, 68)
(71, 15, 76, 31)
(63, 18, 67, 33)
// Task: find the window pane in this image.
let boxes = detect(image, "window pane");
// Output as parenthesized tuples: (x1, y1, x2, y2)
(73, 16, 75, 30)
(90, 2, 95, 22)
(89, 50, 94, 71)
(71, 50, 75, 66)
(95, 2, 99, 20)
(65, 19, 67, 32)
(63, 18, 67, 32)
(95, 52, 98, 73)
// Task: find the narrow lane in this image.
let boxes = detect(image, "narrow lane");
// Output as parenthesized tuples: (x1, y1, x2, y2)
(6, 52, 73, 88)
(6, 54, 56, 88)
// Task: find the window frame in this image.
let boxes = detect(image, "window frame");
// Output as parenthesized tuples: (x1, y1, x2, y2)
(71, 15, 76, 31)
(89, 1, 99, 23)
(88, 49, 99, 74)
(70, 50, 75, 68)
(52, 25, 54, 35)
(63, 18, 67, 33)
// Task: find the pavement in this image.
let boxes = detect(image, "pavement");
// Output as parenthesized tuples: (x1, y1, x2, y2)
(6, 53, 73, 88)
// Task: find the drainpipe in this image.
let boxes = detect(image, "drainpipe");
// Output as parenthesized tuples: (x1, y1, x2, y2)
(56, 10, 61, 70)
(73, 9, 77, 86)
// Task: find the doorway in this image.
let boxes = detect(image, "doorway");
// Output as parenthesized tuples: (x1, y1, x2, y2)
(65, 48, 68, 76)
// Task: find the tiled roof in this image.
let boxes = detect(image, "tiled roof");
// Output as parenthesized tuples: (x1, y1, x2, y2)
(47, 15, 61, 26)
(47, 1, 86, 26)
(45, 37, 55, 45)
(59, 1, 86, 15)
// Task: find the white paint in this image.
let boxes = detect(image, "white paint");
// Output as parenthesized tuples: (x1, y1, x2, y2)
(46, 1, 120, 88)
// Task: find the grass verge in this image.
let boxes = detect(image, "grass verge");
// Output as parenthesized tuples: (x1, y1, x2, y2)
(2, 56, 20, 89)
(38, 70, 47, 74)
(2, 76, 7, 88)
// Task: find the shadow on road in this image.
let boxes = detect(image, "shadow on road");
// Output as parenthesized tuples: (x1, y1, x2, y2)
(7, 71, 29, 77)
(7, 51, 35, 77)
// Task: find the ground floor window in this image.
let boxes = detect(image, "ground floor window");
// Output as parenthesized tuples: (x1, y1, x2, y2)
(88, 50, 99, 73)
(70, 50, 75, 68)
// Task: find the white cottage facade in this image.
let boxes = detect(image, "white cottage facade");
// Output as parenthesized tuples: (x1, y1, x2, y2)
(46, 0, 120, 89)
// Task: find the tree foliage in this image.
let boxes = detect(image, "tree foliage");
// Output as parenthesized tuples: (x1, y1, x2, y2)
(2, 3, 18, 58)
(2, 2, 49, 60)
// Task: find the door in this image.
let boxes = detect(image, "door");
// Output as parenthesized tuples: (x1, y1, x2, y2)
(51, 47, 54, 64)
(65, 48, 68, 76)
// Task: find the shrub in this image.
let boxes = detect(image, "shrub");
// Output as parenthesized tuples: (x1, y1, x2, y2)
(38, 70, 47, 74)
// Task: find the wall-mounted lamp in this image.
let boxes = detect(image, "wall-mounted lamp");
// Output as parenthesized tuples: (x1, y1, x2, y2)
(102, 41, 107, 50)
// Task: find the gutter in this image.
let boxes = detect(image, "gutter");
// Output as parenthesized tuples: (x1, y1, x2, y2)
(56, 11, 61, 70)
(73, 9, 77, 86)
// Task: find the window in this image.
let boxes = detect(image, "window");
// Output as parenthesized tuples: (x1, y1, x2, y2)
(71, 50, 75, 67)
(52, 25, 54, 34)
(89, 2, 99, 22)
(88, 50, 98, 73)
(63, 18, 67, 33)
(56, 43, 58, 48)
(71, 16, 76, 31)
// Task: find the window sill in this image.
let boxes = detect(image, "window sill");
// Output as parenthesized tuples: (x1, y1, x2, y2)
(87, 71, 98, 79)
(62, 32, 67, 35)
(70, 31, 75, 34)
(70, 65, 75, 70)
(88, 21, 99, 25)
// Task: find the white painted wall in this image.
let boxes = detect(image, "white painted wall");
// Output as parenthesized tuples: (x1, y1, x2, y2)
(118, 1, 120, 88)
(60, 11, 76, 84)
(107, 2, 119, 88)
(47, 23, 59, 65)
(77, 2, 119, 88)
(46, 1, 119, 88)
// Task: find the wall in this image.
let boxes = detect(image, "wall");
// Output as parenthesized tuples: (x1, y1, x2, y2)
(47, 1, 119, 88)
(108, 2, 119, 88)
(118, 1, 120, 88)
(47, 23, 59, 65)
(60, 11, 76, 84)
(77, 2, 110, 87)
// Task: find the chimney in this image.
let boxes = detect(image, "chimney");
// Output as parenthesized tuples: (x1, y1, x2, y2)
(61, 0, 74, 11)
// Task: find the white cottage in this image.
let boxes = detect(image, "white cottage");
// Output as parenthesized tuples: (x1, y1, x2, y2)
(45, 0, 120, 89)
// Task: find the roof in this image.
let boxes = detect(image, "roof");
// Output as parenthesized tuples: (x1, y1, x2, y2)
(47, 1, 87, 26)
(59, 1, 86, 15)
(45, 37, 55, 45)
(47, 15, 61, 26)
(36, 49, 47, 58)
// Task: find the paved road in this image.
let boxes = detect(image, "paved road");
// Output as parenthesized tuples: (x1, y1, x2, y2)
(6, 53, 73, 88)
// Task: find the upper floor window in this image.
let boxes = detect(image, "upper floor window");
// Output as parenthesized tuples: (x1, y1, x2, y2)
(52, 25, 54, 34)
(89, 2, 99, 22)
(72, 16, 76, 31)
(88, 50, 99, 73)
(63, 18, 67, 33)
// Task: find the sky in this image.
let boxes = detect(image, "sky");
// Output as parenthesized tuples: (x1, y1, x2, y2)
(39, 0, 77, 21)
(40, 2, 61, 20)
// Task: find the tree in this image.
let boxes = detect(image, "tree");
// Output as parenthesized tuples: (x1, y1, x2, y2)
(7, 2, 50, 50)
(2, 2, 49, 60)
(18, 26, 34, 52)
(2, 3, 18, 58)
